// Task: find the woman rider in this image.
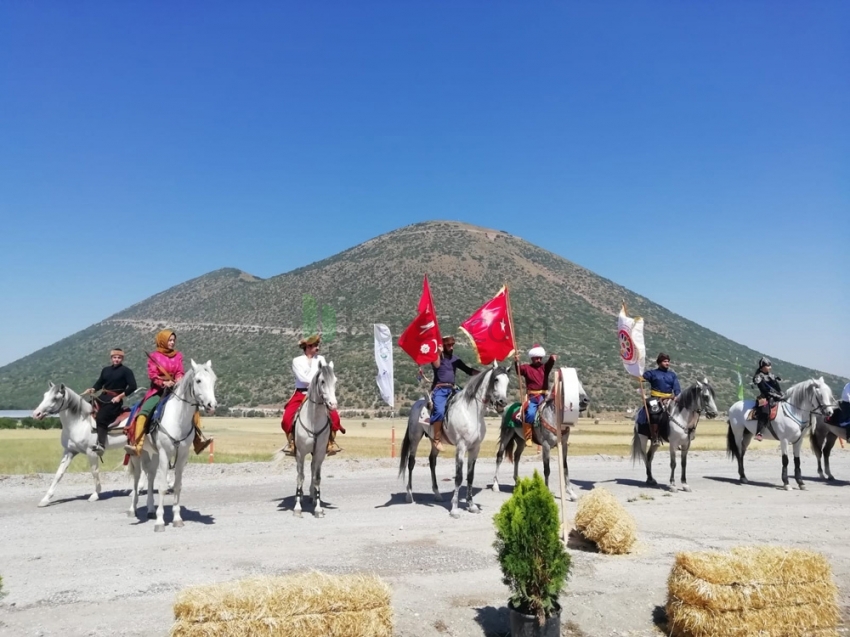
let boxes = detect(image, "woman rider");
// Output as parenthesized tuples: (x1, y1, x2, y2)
(124, 329, 213, 456)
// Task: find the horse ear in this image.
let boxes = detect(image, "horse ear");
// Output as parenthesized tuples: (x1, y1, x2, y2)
(59, 383, 66, 393)
(702, 377, 709, 385)
(329, 361, 334, 370)
(205, 360, 212, 368)
(819, 376, 824, 383)
(190, 359, 198, 370)
(48, 381, 54, 389)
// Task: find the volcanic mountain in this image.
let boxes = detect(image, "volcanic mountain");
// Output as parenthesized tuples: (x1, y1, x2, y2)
(0, 221, 844, 412)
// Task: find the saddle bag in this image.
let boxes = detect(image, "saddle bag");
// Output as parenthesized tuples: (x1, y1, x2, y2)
(647, 398, 663, 415)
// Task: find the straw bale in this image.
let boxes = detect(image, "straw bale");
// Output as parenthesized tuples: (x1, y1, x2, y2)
(171, 571, 393, 637)
(574, 487, 636, 554)
(666, 546, 840, 637)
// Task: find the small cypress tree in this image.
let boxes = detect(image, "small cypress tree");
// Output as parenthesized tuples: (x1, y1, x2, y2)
(493, 470, 570, 623)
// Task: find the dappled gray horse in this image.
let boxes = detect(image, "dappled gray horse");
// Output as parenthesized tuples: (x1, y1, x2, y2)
(490, 381, 589, 500)
(398, 364, 510, 517)
(632, 379, 718, 491)
(809, 414, 840, 481)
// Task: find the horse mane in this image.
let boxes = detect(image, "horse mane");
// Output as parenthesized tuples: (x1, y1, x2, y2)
(676, 381, 715, 412)
(461, 365, 507, 404)
(784, 379, 815, 406)
(63, 387, 90, 419)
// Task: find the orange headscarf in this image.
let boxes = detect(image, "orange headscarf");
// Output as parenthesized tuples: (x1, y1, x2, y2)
(155, 329, 178, 358)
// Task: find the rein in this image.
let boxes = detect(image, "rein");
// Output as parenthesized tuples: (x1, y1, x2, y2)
(295, 375, 333, 440)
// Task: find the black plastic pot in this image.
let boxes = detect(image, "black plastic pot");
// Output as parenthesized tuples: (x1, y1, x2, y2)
(508, 601, 561, 637)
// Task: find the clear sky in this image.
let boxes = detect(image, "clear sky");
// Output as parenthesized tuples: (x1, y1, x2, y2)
(1, 2, 848, 376)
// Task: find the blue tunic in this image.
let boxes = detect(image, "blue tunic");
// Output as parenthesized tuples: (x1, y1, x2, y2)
(642, 368, 681, 396)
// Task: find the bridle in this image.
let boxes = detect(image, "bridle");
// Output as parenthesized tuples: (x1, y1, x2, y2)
(668, 386, 717, 432)
(296, 369, 335, 439)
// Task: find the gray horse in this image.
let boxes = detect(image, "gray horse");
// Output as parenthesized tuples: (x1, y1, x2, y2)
(490, 384, 589, 500)
(398, 364, 510, 516)
(286, 360, 338, 518)
(809, 414, 840, 481)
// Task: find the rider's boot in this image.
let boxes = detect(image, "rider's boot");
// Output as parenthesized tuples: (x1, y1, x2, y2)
(326, 429, 342, 456)
(432, 420, 445, 452)
(284, 430, 296, 456)
(755, 415, 766, 441)
(193, 427, 213, 455)
(522, 422, 533, 444)
(124, 415, 147, 456)
(649, 422, 660, 445)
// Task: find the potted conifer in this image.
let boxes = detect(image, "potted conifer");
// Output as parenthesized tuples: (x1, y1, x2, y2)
(493, 470, 571, 637)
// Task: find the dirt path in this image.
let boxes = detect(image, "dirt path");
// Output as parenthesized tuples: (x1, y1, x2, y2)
(1, 450, 848, 636)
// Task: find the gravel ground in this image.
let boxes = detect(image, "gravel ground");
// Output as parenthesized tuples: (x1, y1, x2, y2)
(1, 449, 849, 637)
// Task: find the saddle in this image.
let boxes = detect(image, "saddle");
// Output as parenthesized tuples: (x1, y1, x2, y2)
(637, 408, 671, 443)
(90, 408, 132, 435)
(745, 404, 778, 422)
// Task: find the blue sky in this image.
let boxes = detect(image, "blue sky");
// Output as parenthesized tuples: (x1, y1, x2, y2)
(1, 2, 848, 376)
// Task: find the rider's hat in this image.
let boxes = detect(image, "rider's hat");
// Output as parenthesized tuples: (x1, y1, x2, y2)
(442, 335, 456, 346)
(758, 356, 772, 368)
(528, 345, 546, 359)
(110, 348, 124, 357)
(299, 334, 321, 350)
(656, 352, 670, 364)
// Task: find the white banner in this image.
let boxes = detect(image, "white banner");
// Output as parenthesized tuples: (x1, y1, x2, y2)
(617, 304, 646, 378)
(374, 324, 394, 408)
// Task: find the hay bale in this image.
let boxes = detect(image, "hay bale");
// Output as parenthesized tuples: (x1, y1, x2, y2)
(573, 487, 637, 554)
(666, 546, 840, 637)
(171, 571, 393, 637)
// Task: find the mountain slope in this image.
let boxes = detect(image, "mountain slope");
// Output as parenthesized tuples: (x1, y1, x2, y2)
(1, 221, 845, 411)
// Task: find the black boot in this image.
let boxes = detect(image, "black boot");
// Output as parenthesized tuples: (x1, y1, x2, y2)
(756, 416, 766, 441)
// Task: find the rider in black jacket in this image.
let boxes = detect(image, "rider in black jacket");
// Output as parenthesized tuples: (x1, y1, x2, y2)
(753, 357, 783, 441)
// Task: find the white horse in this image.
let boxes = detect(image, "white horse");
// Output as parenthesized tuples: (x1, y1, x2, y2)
(727, 377, 835, 490)
(127, 360, 217, 531)
(491, 380, 590, 500)
(33, 383, 132, 507)
(631, 379, 719, 491)
(398, 363, 510, 518)
(285, 359, 338, 518)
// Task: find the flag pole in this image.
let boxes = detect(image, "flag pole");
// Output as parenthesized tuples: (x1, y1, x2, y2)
(504, 284, 524, 410)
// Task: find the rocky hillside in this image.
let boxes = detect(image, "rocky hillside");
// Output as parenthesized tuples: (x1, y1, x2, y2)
(1, 221, 845, 411)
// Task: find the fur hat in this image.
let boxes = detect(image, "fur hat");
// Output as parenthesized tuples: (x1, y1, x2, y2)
(656, 352, 670, 364)
(299, 334, 321, 350)
(528, 345, 546, 359)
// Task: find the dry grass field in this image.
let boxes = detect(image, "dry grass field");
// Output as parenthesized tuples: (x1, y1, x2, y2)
(0, 415, 774, 475)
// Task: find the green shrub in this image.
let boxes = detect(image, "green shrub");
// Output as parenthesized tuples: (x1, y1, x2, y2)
(493, 470, 570, 622)
(0, 418, 18, 430)
(18, 417, 60, 430)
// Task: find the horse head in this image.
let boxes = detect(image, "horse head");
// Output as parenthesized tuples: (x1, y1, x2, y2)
(486, 362, 510, 414)
(811, 377, 836, 418)
(33, 382, 67, 420)
(696, 378, 718, 419)
(313, 359, 338, 411)
(577, 379, 590, 412)
(189, 360, 218, 414)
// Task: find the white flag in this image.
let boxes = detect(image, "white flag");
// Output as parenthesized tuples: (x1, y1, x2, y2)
(374, 324, 394, 408)
(617, 304, 646, 378)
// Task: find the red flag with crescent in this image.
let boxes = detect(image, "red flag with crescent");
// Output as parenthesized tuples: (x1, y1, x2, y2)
(459, 286, 516, 364)
(398, 276, 442, 365)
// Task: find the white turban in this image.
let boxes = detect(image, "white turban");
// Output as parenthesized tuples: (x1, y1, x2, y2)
(528, 346, 546, 359)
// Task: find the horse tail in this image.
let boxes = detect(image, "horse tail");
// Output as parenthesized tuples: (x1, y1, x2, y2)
(504, 436, 516, 464)
(630, 430, 646, 466)
(726, 420, 740, 461)
(398, 401, 420, 477)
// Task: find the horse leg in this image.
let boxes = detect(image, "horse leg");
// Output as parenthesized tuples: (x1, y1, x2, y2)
(793, 438, 805, 491)
(780, 439, 791, 491)
(450, 445, 465, 518)
(311, 449, 325, 518)
(293, 451, 305, 517)
(492, 429, 508, 491)
(429, 446, 442, 502)
(127, 457, 141, 518)
(171, 446, 189, 527)
(466, 445, 481, 514)
(668, 443, 678, 492)
(680, 440, 692, 492)
(513, 437, 525, 485)
(406, 433, 421, 504)
(645, 439, 658, 486)
(144, 453, 157, 519)
(542, 443, 551, 489)
(813, 429, 825, 479)
(562, 429, 576, 501)
(154, 448, 170, 531)
(86, 452, 102, 502)
(738, 429, 752, 484)
(40, 451, 75, 507)
(823, 433, 837, 481)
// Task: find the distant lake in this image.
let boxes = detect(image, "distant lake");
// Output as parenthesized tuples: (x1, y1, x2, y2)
(0, 410, 32, 419)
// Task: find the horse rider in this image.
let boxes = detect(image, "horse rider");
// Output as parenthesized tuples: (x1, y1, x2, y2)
(281, 334, 345, 456)
(124, 329, 213, 457)
(514, 345, 557, 443)
(429, 335, 479, 452)
(83, 348, 137, 457)
(640, 353, 681, 443)
(752, 357, 783, 441)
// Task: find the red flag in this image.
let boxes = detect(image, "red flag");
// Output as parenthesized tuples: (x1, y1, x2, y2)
(459, 286, 516, 364)
(398, 276, 442, 365)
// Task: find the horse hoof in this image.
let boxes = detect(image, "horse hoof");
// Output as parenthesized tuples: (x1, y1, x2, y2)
(147, 511, 157, 520)
(433, 493, 443, 502)
(784, 484, 792, 491)
(798, 484, 806, 491)
(681, 485, 692, 493)
(88, 493, 99, 502)
(126, 510, 135, 518)
(38, 499, 50, 508)
(154, 524, 165, 533)
(646, 479, 657, 487)
(173, 520, 184, 528)
(294, 511, 302, 518)
(449, 510, 461, 519)
(490, 483, 499, 492)
(313, 511, 325, 518)
(739, 477, 749, 485)
(468, 504, 480, 514)
(405, 493, 413, 504)
(827, 475, 835, 482)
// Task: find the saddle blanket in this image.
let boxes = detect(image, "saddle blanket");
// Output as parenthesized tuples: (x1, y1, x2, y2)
(90, 408, 131, 435)
(745, 405, 778, 422)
